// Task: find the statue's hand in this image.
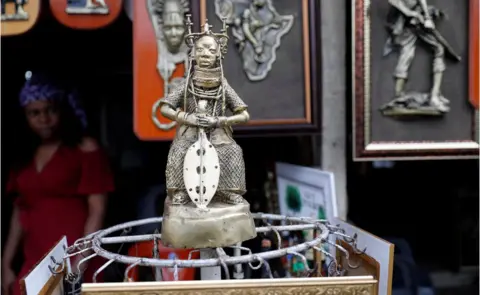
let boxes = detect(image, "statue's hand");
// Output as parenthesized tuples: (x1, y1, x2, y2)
(254, 44, 263, 55)
(197, 114, 218, 128)
(183, 113, 200, 126)
(423, 19, 435, 29)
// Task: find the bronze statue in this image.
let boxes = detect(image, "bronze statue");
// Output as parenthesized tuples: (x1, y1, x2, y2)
(381, 0, 461, 116)
(149, 0, 190, 131)
(160, 16, 256, 249)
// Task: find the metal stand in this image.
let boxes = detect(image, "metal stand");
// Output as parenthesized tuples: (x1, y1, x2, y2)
(62, 213, 365, 284)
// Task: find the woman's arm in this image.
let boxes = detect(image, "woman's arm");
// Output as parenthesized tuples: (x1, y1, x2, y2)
(2, 206, 23, 269)
(74, 138, 110, 271)
(72, 194, 106, 272)
(84, 194, 106, 236)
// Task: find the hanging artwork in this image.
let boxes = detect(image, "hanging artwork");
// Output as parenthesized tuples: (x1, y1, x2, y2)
(1, 0, 40, 36)
(200, 0, 320, 135)
(134, 0, 191, 140)
(214, 0, 294, 82)
(49, 0, 123, 29)
(353, 0, 479, 160)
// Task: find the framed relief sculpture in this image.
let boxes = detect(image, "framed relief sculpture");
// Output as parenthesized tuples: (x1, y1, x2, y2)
(200, 0, 320, 134)
(353, 0, 479, 160)
(1, 0, 40, 36)
(49, 0, 123, 30)
(134, 0, 191, 140)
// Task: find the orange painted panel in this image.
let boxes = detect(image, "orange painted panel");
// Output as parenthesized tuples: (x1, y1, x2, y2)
(1, 0, 40, 36)
(470, 0, 479, 109)
(49, 0, 122, 30)
(133, 0, 185, 141)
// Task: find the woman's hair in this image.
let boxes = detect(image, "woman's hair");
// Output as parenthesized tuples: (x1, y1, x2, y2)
(12, 72, 87, 171)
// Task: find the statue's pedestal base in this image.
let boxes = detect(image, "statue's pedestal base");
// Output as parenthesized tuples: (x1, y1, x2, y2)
(161, 198, 256, 249)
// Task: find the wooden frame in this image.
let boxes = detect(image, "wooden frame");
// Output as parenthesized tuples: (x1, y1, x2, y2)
(470, 0, 479, 109)
(199, 0, 321, 134)
(353, 0, 480, 160)
(82, 277, 377, 294)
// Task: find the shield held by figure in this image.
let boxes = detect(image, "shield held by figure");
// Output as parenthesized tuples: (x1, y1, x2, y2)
(183, 131, 220, 208)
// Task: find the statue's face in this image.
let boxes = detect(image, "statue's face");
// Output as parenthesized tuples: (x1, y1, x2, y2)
(194, 36, 219, 68)
(161, 2, 186, 52)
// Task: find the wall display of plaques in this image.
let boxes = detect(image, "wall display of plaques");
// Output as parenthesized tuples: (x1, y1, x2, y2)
(133, 0, 191, 140)
(353, 0, 479, 160)
(200, 0, 320, 134)
(49, 0, 123, 30)
(1, 0, 40, 36)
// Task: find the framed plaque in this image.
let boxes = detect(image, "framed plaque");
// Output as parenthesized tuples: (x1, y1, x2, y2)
(353, 0, 479, 160)
(49, 0, 123, 30)
(1, 0, 40, 36)
(200, 0, 321, 134)
(133, 0, 193, 140)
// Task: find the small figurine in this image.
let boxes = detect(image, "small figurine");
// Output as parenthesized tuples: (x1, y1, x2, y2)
(381, 0, 461, 116)
(160, 16, 256, 249)
(1, 0, 28, 21)
(66, 0, 109, 15)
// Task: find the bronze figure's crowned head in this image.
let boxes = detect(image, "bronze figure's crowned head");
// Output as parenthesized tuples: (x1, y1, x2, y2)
(185, 16, 229, 69)
(153, 0, 189, 52)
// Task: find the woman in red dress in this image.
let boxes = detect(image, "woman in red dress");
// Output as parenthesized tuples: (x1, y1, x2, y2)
(1, 72, 114, 295)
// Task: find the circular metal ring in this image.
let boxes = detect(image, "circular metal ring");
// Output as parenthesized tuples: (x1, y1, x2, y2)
(87, 214, 330, 269)
(151, 99, 177, 131)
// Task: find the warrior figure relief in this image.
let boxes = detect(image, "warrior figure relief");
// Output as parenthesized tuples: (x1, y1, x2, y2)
(1, 0, 28, 20)
(381, 0, 461, 116)
(66, 0, 109, 14)
(159, 16, 249, 207)
(148, 0, 190, 131)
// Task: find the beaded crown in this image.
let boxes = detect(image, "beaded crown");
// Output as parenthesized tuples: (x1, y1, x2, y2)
(185, 15, 229, 57)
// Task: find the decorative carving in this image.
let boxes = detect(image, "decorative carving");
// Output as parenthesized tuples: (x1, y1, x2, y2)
(1, 0, 28, 21)
(148, 0, 190, 131)
(82, 283, 376, 295)
(214, 0, 294, 81)
(66, 0, 109, 15)
(381, 0, 461, 116)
